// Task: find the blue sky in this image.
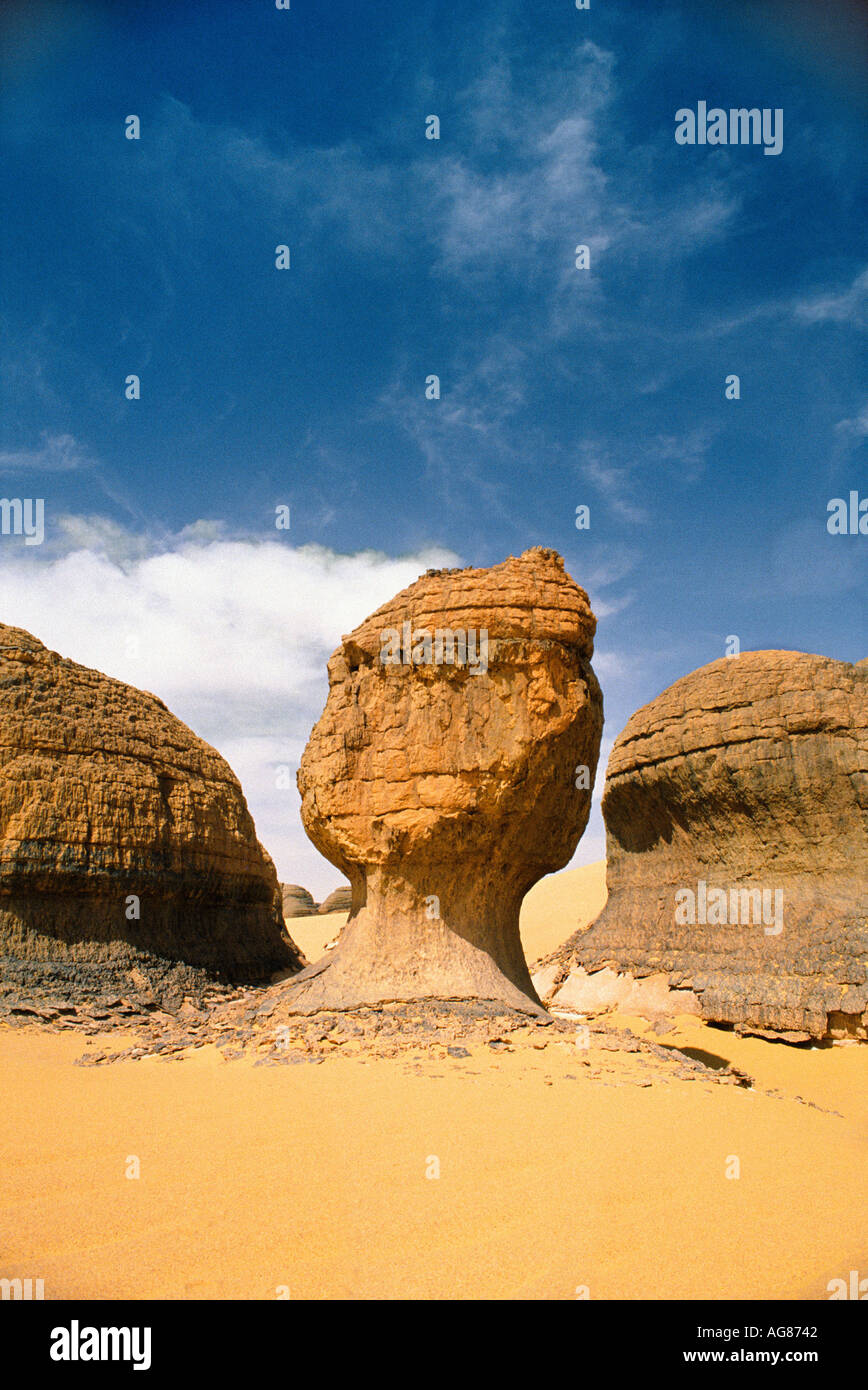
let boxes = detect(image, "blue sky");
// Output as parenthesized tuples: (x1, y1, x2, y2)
(1, 0, 866, 893)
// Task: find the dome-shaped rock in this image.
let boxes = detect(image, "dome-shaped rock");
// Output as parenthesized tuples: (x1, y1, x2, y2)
(548, 651, 868, 1039)
(281, 884, 319, 917)
(0, 623, 302, 995)
(317, 886, 352, 915)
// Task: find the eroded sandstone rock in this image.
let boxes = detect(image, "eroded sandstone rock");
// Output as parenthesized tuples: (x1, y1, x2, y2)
(289, 548, 603, 1014)
(0, 622, 302, 996)
(548, 651, 868, 1039)
(317, 886, 352, 915)
(281, 884, 319, 917)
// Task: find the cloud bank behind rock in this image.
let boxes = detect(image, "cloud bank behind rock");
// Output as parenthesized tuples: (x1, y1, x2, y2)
(0, 519, 459, 897)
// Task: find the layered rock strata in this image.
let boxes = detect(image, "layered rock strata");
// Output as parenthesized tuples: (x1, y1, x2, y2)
(317, 886, 352, 915)
(281, 884, 319, 918)
(0, 623, 301, 996)
(548, 651, 868, 1040)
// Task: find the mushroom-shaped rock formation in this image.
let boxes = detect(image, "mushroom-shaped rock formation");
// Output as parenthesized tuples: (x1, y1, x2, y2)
(290, 548, 603, 1014)
(548, 651, 868, 1040)
(0, 623, 302, 994)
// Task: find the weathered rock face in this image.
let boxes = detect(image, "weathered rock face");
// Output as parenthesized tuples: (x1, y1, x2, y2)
(549, 651, 868, 1040)
(0, 623, 301, 993)
(281, 884, 319, 918)
(291, 548, 603, 1014)
(317, 886, 351, 915)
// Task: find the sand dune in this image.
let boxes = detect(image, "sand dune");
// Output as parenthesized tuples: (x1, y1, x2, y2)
(285, 910, 348, 966)
(519, 860, 607, 964)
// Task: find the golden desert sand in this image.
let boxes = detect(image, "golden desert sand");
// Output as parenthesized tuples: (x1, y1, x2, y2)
(1, 861, 865, 1301)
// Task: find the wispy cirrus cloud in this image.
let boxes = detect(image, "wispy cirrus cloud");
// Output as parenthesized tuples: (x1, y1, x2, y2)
(373, 334, 537, 517)
(0, 431, 93, 473)
(421, 42, 616, 280)
(792, 265, 868, 326)
(577, 427, 714, 524)
(579, 444, 648, 524)
(835, 401, 868, 438)
(94, 41, 742, 314)
(416, 39, 742, 310)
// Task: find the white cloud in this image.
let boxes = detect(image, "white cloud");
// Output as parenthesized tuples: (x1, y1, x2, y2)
(576, 427, 714, 526)
(132, 46, 739, 308)
(579, 445, 648, 523)
(374, 338, 536, 515)
(835, 401, 868, 438)
(0, 522, 458, 897)
(419, 41, 739, 298)
(0, 517, 636, 897)
(793, 265, 868, 326)
(669, 265, 868, 343)
(592, 650, 634, 682)
(418, 42, 615, 276)
(0, 432, 92, 473)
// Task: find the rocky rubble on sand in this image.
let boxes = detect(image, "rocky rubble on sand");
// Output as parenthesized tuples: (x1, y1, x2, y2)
(1, 988, 755, 1091)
